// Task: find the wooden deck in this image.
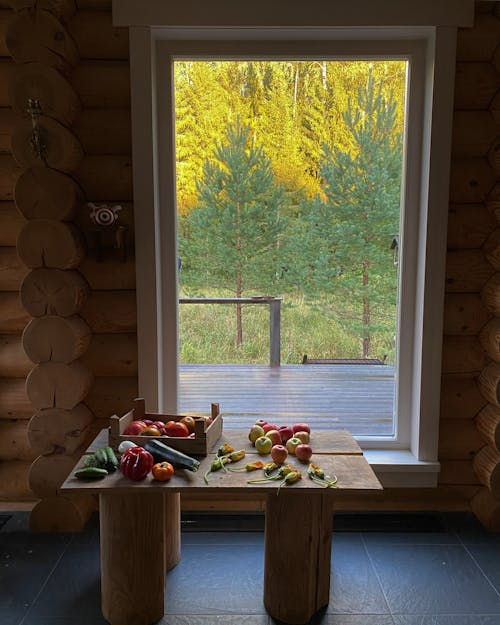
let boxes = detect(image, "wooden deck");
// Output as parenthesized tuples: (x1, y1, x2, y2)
(179, 363, 395, 436)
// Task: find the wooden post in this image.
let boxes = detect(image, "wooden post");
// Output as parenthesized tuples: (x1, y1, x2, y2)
(269, 297, 281, 367)
(264, 492, 333, 624)
(100, 492, 166, 625)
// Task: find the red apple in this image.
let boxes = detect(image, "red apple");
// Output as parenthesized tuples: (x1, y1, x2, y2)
(294, 431, 310, 444)
(255, 436, 273, 455)
(279, 426, 294, 443)
(271, 444, 288, 464)
(265, 429, 281, 446)
(263, 423, 279, 434)
(295, 444, 313, 462)
(292, 423, 310, 434)
(123, 420, 148, 435)
(249, 424, 265, 444)
(285, 436, 302, 455)
(143, 419, 154, 426)
(254, 419, 268, 428)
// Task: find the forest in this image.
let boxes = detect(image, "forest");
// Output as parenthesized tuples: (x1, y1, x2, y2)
(174, 59, 407, 365)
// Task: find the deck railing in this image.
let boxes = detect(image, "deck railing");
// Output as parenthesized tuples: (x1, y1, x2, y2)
(179, 296, 282, 367)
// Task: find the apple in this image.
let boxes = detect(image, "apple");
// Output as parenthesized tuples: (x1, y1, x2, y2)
(279, 426, 294, 444)
(249, 424, 265, 444)
(254, 419, 268, 428)
(265, 429, 281, 446)
(294, 430, 310, 444)
(271, 444, 288, 464)
(123, 420, 148, 435)
(263, 423, 279, 434)
(295, 444, 313, 462)
(292, 423, 311, 434)
(286, 436, 302, 455)
(255, 436, 273, 455)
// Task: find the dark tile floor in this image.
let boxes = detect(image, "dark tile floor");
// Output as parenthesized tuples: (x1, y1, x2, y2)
(2, 512, 500, 625)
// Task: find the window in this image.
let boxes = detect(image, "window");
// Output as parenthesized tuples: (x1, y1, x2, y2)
(114, 0, 474, 486)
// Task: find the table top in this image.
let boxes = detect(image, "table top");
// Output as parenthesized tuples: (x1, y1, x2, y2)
(61, 429, 381, 495)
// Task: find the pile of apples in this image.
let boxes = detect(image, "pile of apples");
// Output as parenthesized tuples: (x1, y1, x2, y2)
(248, 419, 312, 463)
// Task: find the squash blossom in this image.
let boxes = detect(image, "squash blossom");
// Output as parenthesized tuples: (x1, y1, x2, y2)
(307, 463, 338, 488)
(228, 459, 264, 472)
(277, 470, 302, 494)
(204, 455, 230, 484)
(216, 443, 235, 457)
(228, 449, 246, 462)
(248, 463, 294, 484)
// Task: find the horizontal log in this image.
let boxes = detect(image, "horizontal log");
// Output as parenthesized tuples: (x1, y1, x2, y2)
(445, 249, 495, 292)
(450, 158, 497, 205)
(6, 8, 79, 71)
(30, 494, 96, 532)
(17, 220, 85, 269)
(28, 404, 94, 455)
(447, 204, 496, 250)
(473, 444, 500, 497)
(438, 418, 485, 460)
(14, 167, 81, 221)
(79, 256, 136, 290)
(22, 315, 92, 364)
(457, 13, 500, 62)
(440, 373, 486, 419)
(0, 154, 21, 200)
(483, 228, 500, 271)
(491, 90, 500, 126)
(0, 460, 32, 501)
(443, 293, 490, 335)
(0, 106, 14, 152)
(0, 420, 35, 461)
(71, 60, 130, 108)
(454, 62, 500, 110)
(67, 10, 128, 59)
(29, 450, 82, 498)
(0, 378, 31, 419)
(81, 333, 137, 376)
(2, 1, 76, 19)
(0, 58, 14, 106)
(0, 247, 28, 291)
(81, 290, 136, 332)
(0, 10, 9, 57)
(441, 335, 489, 374)
(26, 360, 94, 410)
(0, 201, 25, 246)
(73, 108, 131, 155)
(21, 268, 90, 317)
(452, 111, 500, 158)
(488, 136, 500, 176)
(0, 334, 31, 377)
(481, 273, 500, 315)
(479, 317, 500, 362)
(476, 403, 500, 450)
(471, 487, 500, 531)
(478, 361, 500, 405)
(85, 375, 138, 419)
(75, 155, 133, 200)
(438, 460, 480, 485)
(9, 62, 81, 126)
(0, 291, 28, 333)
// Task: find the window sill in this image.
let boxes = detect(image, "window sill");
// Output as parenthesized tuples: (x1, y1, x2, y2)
(363, 450, 440, 487)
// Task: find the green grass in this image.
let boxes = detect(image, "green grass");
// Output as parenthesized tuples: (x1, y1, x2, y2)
(179, 292, 396, 365)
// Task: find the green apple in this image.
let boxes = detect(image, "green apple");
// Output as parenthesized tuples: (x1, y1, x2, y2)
(286, 436, 302, 455)
(248, 424, 265, 444)
(255, 436, 273, 455)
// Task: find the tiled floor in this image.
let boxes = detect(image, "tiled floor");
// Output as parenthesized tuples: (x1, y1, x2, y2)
(2, 512, 500, 625)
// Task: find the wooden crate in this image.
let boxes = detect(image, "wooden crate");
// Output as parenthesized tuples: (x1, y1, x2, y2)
(108, 398, 223, 456)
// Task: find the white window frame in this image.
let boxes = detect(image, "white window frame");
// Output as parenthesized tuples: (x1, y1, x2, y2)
(113, 0, 474, 487)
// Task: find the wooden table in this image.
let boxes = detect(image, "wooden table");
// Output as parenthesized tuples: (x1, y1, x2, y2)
(61, 429, 382, 625)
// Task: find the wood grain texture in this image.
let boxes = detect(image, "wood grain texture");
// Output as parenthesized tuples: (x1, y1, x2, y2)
(17, 220, 85, 269)
(478, 361, 500, 405)
(441, 335, 488, 373)
(29, 450, 83, 498)
(452, 111, 500, 158)
(22, 315, 92, 363)
(479, 317, 500, 361)
(30, 494, 95, 532)
(85, 376, 138, 419)
(3, 0, 76, 19)
(20, 268, 89, 317)
(0, 378, 32, 419)
(454, 62, 500, 110)
(9, 62, 81, 126)
(0, 291, 29, 333)
(443, 293, 490, 335)
(449, 158, 496, 203)
(164, 492, 181, 571)
(81, 333, 137, 376)
(264, 493, 332, 624)
(476, 403, 500, 450)
(438, 460, 480, 485)
(75, 155, 133, 200)
(99, 492, 166, 625)
(73, 108, 131, 155)
(0, 419, 35, 460)
(438, 418, 485, 460)
(0, 459, 32, 500)
(0, 333, 31, 376)
(445, 249, 495, 292)
(457, 13, 500, 62)
(79, 257, 135, 290)
(471, 487, 500, 531)
(447, 203, 496, 249)
(0, 202, 24, 245)
(71, 60, 130, 108)
(67, 10, 128, 59)
(482, 272, 500, 315)
(26, 360, 93, 410)
(28, 404, 94, 455)
(440, 373, 486, 419)
(0, 154, 21, 200)
(473, 444, 500, 497)
(80, 290, 136, 332)
(483, 228, 500, 271)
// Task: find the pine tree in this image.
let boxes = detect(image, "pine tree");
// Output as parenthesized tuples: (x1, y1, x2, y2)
(179, 119, 286, 347)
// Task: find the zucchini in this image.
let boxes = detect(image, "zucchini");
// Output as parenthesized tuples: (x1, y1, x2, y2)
(144, 440, 200, 472)
(74, 467, 108, 480)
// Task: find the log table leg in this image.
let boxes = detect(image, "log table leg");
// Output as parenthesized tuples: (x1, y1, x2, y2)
(100, 492, 167, 625)
(165, 492, 181, 571)
(264, 492, 333, 624)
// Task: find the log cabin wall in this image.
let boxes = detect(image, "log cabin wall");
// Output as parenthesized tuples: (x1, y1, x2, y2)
(0, 0, 499, 527)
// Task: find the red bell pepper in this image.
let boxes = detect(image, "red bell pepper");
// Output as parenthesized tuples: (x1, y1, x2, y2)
(120, 446, 154, 481)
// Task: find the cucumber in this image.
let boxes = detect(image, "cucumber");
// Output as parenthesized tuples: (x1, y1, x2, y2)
(104, 446, 119, 472)
(83, 454, 100, 468)
(74, 467, 108, 480)
(144, 440, 200, 472)
(95, 448, 108, 467)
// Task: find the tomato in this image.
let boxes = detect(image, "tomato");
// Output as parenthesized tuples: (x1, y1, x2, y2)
(152, 462, 174, 481)
(123, 420, 148, 435)
(139, 425, 162, 436)
(179, 416, 196, 433)
(163, 422, 190, 437)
